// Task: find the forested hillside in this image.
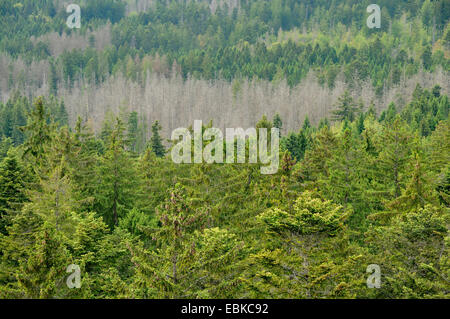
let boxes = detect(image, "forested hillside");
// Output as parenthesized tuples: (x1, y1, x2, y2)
(0, 0, 449, 137)
(0, 0, 449, 299)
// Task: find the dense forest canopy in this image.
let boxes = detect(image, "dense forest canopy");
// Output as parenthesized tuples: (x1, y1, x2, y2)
(0, 0, 448, 138)
(1, 0, 449, 87)
(0, 0, 449, 299)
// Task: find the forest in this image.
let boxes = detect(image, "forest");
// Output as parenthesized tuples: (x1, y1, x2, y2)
(0, 0, 449, 299)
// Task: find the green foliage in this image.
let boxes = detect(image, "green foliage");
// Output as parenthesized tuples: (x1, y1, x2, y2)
(0, 90, 448, 298)
(273, 113, 283, 136)
(0, 0, 448, 298)
(332, 91, 359, 122)
(0, 151, 30, 235)
(95, 118, 139, 227)
(366, 205, 448, 298)
(126, 111, 139, 153)
(21, 96, 53, 166)
(258, 191, 349, 236)
(150, 120, 165, 158)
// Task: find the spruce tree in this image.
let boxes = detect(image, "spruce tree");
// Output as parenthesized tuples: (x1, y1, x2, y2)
(357, 113, 365, 134)
(11, 98, 27, 145)
(376, 117, 414, 199)
(325, 128, 365, 209)
(388, 153, 439, 213)
(297, 126, 337, 184)
(421, 45, 432, 70)
(14, 223, 72, 298)
(126, 111, 138, 154)
(21, 97, 53, 167)
(95, 118, 138, 227)
(150, 120, 165, 157)
(273, 113, 283, 137)
(129, 184, 210, 298)
(302, 116, 311, 131)
(0, 151, 29, 235)
(0, 160, 79, 298)
(0, 137, 12, 162)
(332, 91, 358, 122)
(56, 100, 69, 127)
(71, 117, 100, 211)
(49, 59, 58, 96)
